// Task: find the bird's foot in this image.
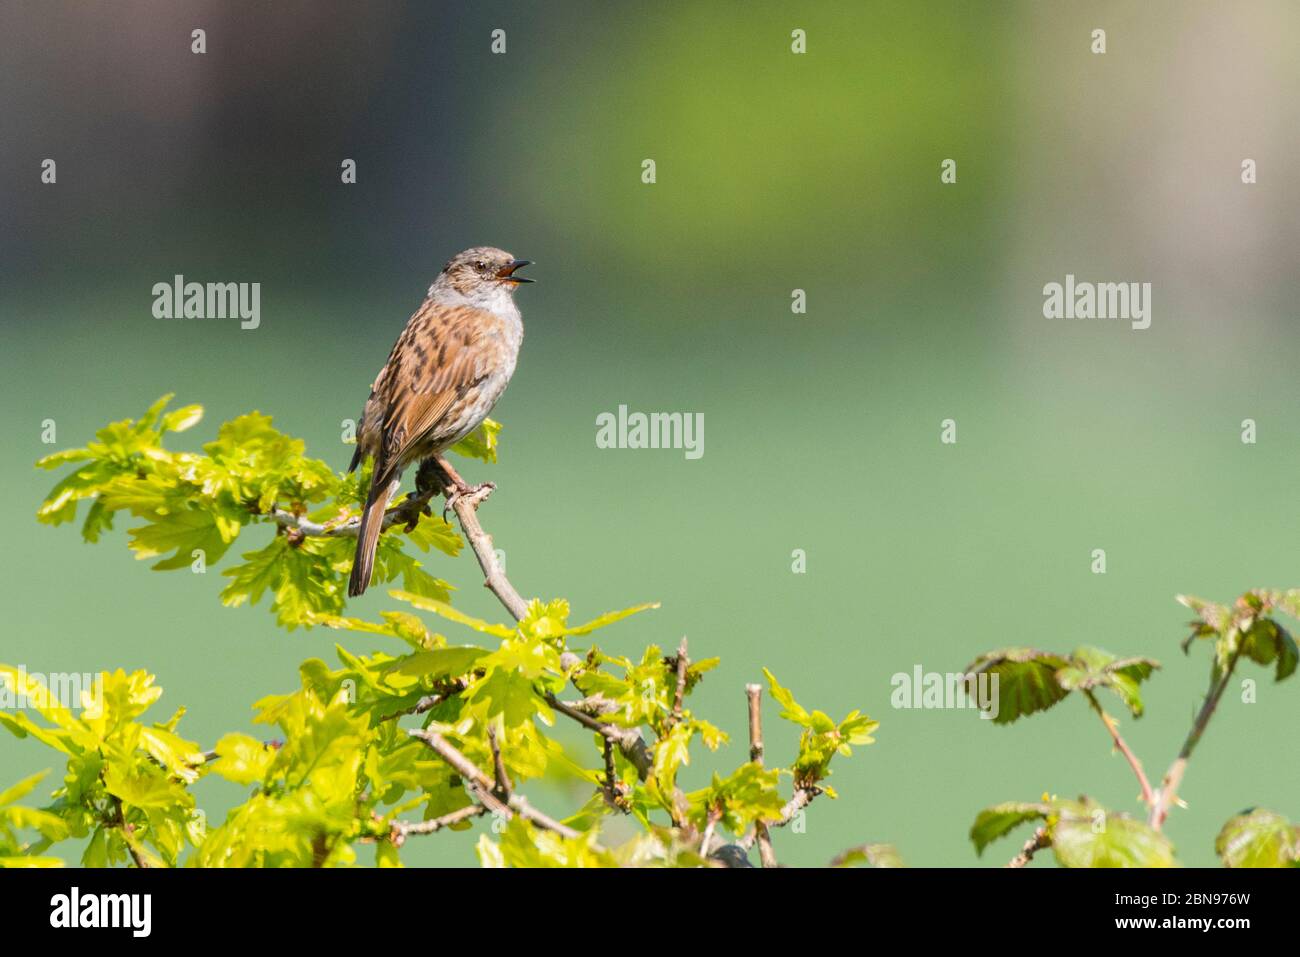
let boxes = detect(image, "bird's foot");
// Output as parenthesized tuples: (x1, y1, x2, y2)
(443, 481, 496, 518)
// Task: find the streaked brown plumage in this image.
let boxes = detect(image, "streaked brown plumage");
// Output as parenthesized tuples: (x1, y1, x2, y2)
(347, 246, 532, 597)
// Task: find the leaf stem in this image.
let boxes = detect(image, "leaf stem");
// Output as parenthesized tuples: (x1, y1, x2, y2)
(1148, 649, 1241, 830)
(1083, 691, 1154, 808)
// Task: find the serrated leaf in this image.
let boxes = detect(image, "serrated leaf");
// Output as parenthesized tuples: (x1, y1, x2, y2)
(450, 419, 501, 464)
(963, 648, 1072, 724)
(969, 801, 1049, 855)
(1215, 809, 1300, 868)
(830, 843, 903, 868)
(0, 771, 51, 809)
(562, 603, 659, 636)
(1051, 800, 1176, 868)
(128, 506, 237, 570)
(390, 591, 515, 638)
(209, 732, 276, 786)
(385, 646, 488, 680)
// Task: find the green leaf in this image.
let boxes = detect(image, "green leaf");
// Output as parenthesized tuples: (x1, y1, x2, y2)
(34, 448, 94, 471)
(403, 513, 462, 557)
(562, 603, 660, 637)
(0, 770, 51, 809)
(128, 506, 238, 570)
(390, 591, 515, 638)
(1, 805, 70, 843)
(969, 801, 1049, 855)
(830, 843, 904, 868)
(686, 762, 784, 835)
(385, 646, 488, 680)
(1050, 799, 1176, 868)
(209, 733, 276, 786)
(220, 538, 288, 607)
(963, 648, 1073, 724)
(762, 668, 810, 726)
(1054, 647, 1160, 718)
(161, 404, 203, 434)
(0, 855, 65, 868)
(1215, 809, 1300, 868)
(449, 419, 502, 464)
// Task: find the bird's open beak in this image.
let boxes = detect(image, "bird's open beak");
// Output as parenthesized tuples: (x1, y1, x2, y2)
(497, 259, 534, 283)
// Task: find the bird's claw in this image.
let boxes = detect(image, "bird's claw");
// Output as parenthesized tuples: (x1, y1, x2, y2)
(443, 481, 496, 519)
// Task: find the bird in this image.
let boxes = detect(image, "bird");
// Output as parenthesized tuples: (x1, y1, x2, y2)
(346, 246, 532, 597)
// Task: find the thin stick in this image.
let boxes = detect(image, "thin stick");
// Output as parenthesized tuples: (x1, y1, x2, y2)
(407, 728, 597, 846)
(1007, 827, 1049, 868)
(1149, 650, 1241, 830)
(391, 804, 486, 843)
(487, 724, 512, 798)
(433, 456, 529, 621)
(1084, 691, 1154, 808)
(271, 485, 439, 539)
(670, 636, 689, 725)
(739, 785, 820, 850)
(545, 693, 653, 780)
(746, 683, 777, 867)
(700, 809, 721, 858)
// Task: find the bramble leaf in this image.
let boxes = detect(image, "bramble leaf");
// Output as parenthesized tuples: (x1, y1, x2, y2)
(1215, 809, 1300, 868)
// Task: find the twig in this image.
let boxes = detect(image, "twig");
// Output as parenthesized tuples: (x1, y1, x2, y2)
(390, 804, 486, 844)
(699, 808, 721, 858)
(600, 738, 626, 811)
(487, 724, 512, 798)
(108, 795, 151, 869)
(1083, 691, 1154, 808)
(746, 684, 764, 764)
(1149, 649, 1242, 830)
(738, 784, 821, 851)
(746, 683, 777, 867)
(545, 693, 653, 780)
(432, 456, 529, 621)
(771, 787, 820, 830)
(274, 454, 528, 624)
(401, 681, 467, 717)
(1007, 826, 1049, 868)
(270, 488, 438, 539)
(407, 728, 598, 846)
(669, 636, 689, 726)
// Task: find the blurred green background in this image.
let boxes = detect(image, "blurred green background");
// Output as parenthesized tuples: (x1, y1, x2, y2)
(2, 1, 1298, 867)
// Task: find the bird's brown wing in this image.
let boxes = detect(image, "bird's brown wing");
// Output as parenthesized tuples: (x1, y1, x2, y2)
(367, 300, 500, 472)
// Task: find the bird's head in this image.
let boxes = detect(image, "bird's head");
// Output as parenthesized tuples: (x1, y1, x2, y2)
(436, 247, 533, 298)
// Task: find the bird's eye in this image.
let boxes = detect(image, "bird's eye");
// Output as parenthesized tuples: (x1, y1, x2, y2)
(474, 260, 486, 271)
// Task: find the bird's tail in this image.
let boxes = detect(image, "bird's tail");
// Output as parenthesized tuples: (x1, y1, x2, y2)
(348, 471, 397, 598)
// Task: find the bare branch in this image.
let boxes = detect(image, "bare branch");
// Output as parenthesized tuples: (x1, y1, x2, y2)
(401, 681, 467, 717)
(1149, 649, 1242, 830)
(390, 804, 486, 844)
(739, 784, 821, 851)
(669, 636, 689, 725)
(745, 683, 777, 868)
(487, 724, 512, 799)
(407, 728, 598, 847)
(432, 456, 529, 621)
(699, 808, 721, 858)
(746, 683, 764, 764)
(1084, 691, 1154, 808)
(1007, 826, 1049, 868)
(545, 693, 654, 780)
(270, 487, 438, 540)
